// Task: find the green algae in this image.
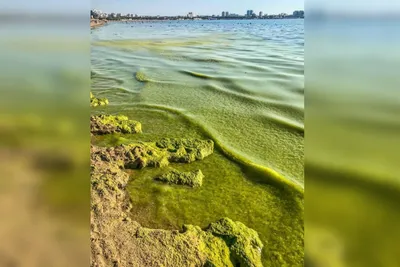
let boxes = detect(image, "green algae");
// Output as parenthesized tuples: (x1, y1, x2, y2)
(206, 218, 263, 267)
(92, 138, 214, 170)
(91, 34, 304, 265)
(134, 220, 263, 267)
(120, 104, 303, 193)
(90, 91, 109, 107)
(135, 70, 151, 82)
(155, 169, 204, 188)
(93, 38, 215, 51)
(91, 138, 265, 266)
(92, 107, 304, 266)
(91, 114, 142, 135)
(155, 138, 214, 163)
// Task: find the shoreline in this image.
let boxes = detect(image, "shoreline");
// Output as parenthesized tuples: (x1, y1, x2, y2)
(90, 19, 108, 29)
(89, 110, 265, 266)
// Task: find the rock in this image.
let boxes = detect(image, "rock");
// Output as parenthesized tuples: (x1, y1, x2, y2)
(183, 225, 233, 267)
(156, 138, 214, 163)
(206, 218, 264, 267)
(155, 169, 204, 187)
(91, 138, 213, 169)
(135, 71, 150, 82)
(90, 92, 109, 107)
(90, 114, 142, 135)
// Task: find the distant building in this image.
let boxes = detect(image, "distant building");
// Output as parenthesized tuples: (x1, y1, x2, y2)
(226, 11, 229, 16)
(222, 11, 226, 17)
(293, 10, 304, 18)
(187, 12, 195, 18)
(259, 11, 263, 17)
(246, 10, 254, 17)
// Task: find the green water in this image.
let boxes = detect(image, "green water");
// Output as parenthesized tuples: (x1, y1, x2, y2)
(91, 19, 304, 266)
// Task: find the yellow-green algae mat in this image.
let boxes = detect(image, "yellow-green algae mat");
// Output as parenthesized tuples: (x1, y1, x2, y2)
(90, 96, 304, 266)
(90, 91, 109, 107)
(92, 109, 304, 266)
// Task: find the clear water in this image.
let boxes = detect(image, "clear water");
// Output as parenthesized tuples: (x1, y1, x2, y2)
(91, 19, 304, 266)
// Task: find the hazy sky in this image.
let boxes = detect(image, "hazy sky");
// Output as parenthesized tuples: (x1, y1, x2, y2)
(91, 0, 304, 16)
(0, 0, 397, 15)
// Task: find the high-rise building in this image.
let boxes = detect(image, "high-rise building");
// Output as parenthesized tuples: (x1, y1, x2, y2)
(259, 11, 263, 17)
(246, 10, 254, 17)
(226, 11, 229, 16)
(222, 11, 226, 17)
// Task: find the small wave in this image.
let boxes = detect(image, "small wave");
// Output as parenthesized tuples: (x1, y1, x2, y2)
(258, 112, 304, 136)
(91, 72, 125, 85)
(179, 70, 212, 79)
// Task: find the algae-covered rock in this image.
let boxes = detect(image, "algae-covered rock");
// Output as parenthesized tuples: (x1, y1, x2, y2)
(156, 138, 214, 163)
(90, 114, 142, 135)
(91, 138, 213, 170)
(183, 225, 233, 267)
(90, 92, 109, 107)
(206, 218, 264, 267)
(135, 71, 150, 82)
(155, 169, 204, 187)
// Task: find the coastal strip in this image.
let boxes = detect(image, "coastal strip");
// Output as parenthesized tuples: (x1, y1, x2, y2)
(91, 19, 108, 29)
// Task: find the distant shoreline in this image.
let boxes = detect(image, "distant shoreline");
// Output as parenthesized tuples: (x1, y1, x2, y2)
(91, 19, 108, 29)
(102, 17, 304, 24)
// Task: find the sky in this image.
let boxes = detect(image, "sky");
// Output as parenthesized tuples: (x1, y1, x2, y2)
(91, 0, 304, 16)
(0, 0, 398, 16)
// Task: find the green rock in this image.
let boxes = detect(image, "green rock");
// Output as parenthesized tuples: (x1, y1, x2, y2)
(123, 143, 170, 169)
(155, 169, 204, 187)
(91, 138, 214, 170)
(90, 92, 109, 107)
(206, 218, 264, 267)
(183, 225, 233, 267)
(156, 138, 214, 163)
(135, 71, 150, 82)
(90, 114, 142, 135)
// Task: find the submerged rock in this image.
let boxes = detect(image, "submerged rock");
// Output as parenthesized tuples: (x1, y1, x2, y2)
(135, 71, 150, 82)
(90, 114, 142, 135)
(91, 138, 214, 169)
(90, 92, 109, 107)
(156, 138, 214, 163)
(155, 169, 204, 187)
(206, 218, 264, 267)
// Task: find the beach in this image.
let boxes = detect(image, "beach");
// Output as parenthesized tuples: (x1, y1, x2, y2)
(91, 19, 107, 29)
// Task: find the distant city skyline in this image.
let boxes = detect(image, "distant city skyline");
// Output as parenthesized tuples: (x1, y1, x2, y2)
(91, 0, 303, 16)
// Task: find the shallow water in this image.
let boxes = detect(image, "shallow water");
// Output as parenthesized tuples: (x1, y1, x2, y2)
(91, 19, 304, 265)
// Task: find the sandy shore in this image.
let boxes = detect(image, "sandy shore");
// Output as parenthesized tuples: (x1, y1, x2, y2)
(91, 19, 107, 29)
